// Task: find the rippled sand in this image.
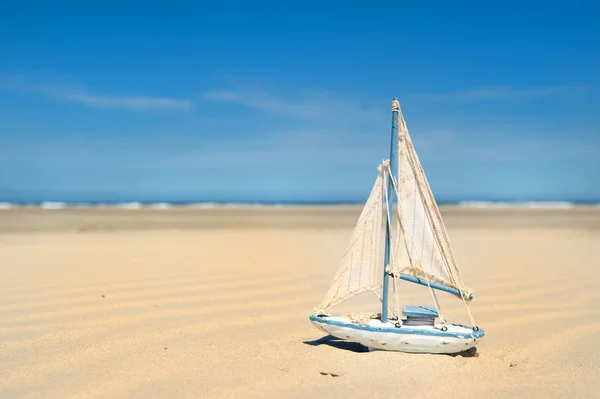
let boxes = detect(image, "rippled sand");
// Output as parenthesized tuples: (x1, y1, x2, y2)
(0, 208, 599, 398)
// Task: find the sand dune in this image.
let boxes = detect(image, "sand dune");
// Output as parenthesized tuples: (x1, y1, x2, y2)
(1, 209, 599, 398)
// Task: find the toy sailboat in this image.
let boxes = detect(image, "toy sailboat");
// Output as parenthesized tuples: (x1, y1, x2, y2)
(309, 98, 484, 354)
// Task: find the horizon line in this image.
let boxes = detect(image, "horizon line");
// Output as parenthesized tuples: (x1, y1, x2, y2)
(1, 199, 599, 206)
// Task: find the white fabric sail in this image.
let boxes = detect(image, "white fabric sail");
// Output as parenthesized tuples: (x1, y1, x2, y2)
(314, 163, 386, 314)
(391, 109, 470, 299)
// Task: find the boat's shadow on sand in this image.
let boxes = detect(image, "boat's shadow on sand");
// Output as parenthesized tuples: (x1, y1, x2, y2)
(303, 335, 479, 357)
(303, 335, 370, 353)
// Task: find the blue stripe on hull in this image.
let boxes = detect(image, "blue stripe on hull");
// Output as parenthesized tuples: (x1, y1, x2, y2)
(309, 315, 485, 340)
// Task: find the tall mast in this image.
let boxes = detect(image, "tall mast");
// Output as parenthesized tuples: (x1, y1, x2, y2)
(382, 98, 400, 323)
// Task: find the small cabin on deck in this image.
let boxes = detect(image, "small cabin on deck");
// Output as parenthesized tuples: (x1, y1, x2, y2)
(402, 305, 438, 326)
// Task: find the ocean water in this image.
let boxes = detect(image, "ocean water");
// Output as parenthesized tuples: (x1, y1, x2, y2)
(0, 200, 598, 210)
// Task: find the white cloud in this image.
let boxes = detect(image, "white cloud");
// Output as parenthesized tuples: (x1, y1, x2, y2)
(200, 85, 598, 167)
(417, 85, 590, 101)
(0, 77, 192, 111)
(200, 88, 387, 125)
(58, 89, 192, 111)
(197, 86, 393, 170)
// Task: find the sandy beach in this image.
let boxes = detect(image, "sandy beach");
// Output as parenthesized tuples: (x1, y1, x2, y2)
(1, 207, 599, 398)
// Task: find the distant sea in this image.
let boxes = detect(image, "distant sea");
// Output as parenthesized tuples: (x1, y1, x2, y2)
(0, 200, 599, 210)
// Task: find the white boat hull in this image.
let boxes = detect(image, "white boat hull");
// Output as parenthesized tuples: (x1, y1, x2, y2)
(310, 315, 484, 354)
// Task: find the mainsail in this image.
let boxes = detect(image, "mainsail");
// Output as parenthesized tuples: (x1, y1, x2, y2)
(314, 163, 386, 314)
(390, 106, 471, 299)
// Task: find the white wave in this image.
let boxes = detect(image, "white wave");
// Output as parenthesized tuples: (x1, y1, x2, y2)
(457, 201, 576, 209)
(222, 202, 290, 209)
(222, 202, 259, 208)
(182, 202, 277, 209)
(148, 202, 171, 209)
(183, 202, 221, 209)
(41, 201, 67, 210)
(0, 202, 15, 210)
(114, 202, 142, 209)
(521, 201, 575, 209)
(69, 203, 94, 208)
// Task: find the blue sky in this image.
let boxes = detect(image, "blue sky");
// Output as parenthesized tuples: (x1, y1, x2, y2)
(1, 1, 599, 202)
